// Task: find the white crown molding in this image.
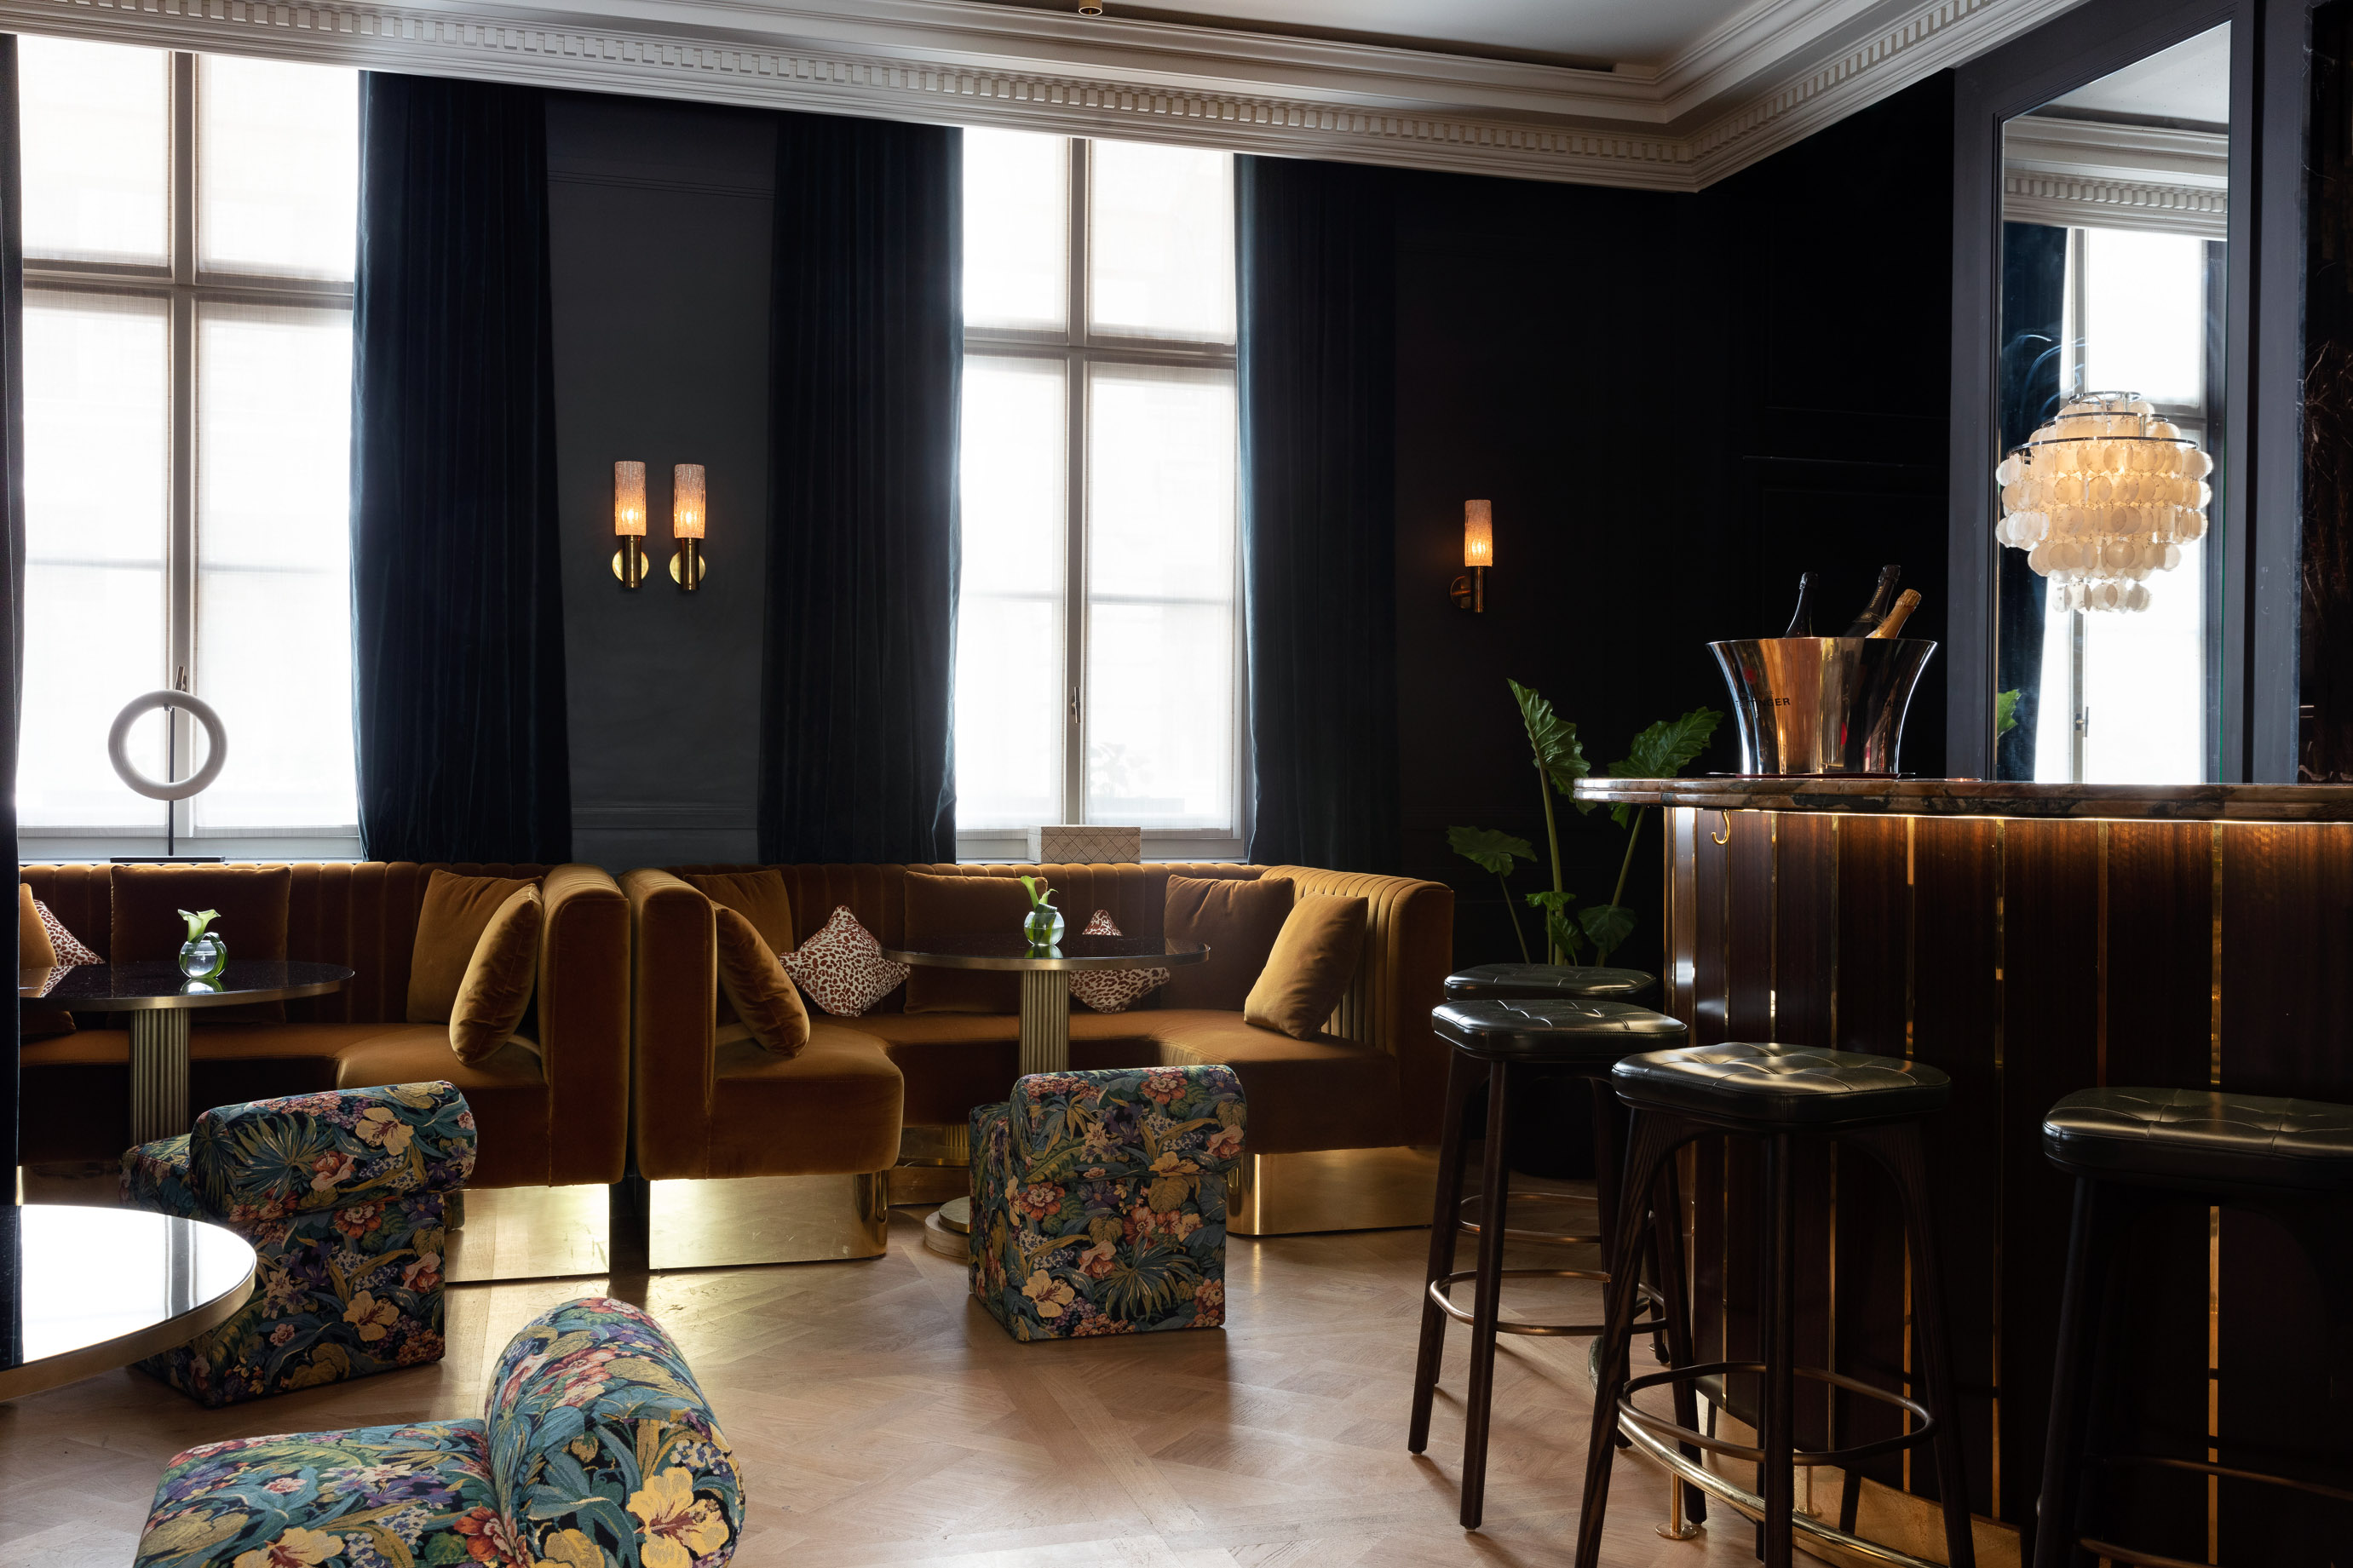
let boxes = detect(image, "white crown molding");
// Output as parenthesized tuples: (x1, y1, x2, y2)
(2001, 116, 2227, 238)
(2003, 171, 2226, 238)
(0, 0, 2091, 190)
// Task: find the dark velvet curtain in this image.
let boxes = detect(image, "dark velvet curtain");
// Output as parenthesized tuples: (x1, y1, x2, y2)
(1237, 156, 1400, 870)
(1996, 220, 2067, 781)
(0, 35, 23, 1188)
(351, 73, 570, 864)
(758, 112, 959, 863)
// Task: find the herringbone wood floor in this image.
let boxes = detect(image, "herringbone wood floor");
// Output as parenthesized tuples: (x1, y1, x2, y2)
(0, 1208, 1802, 1566)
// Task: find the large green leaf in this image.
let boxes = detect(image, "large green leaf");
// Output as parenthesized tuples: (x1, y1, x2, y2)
(1523, 889, 1584, 963)
(1510, 679, 1589, 797)
(1447, 824, 1534, 877)
(1602, 706, 1723, 823)
(1578, 903, 1637, 962)
(1996, 687, 2020, 738)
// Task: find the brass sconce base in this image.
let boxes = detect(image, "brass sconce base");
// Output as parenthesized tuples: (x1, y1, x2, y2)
(670, 540, 706, 591)
(613, 537, 647, 589)
(1450, 566, 1486, 612)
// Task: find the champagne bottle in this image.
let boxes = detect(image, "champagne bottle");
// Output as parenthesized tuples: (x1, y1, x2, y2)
(1782, 572, 1818, 637)
(1867, 589, 1922, 640)
(1838, 566, 1903, 637)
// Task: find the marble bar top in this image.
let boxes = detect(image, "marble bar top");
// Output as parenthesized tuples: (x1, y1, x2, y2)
(1571, 776, 2353, 823)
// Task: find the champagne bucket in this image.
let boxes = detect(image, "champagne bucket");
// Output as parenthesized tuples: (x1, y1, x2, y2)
(1709, 637, 1938, 776)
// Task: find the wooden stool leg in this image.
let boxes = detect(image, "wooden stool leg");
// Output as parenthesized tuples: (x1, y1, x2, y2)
(1648, 1146, 1709, 1530)
(1572, 1110, 1685, 1568)
(1458, 1060, 1514, 1529)
(1866, 1123, 1978, 1568)
(2030, 1176, 2120, 1568)
(1408, 1049, 1481, 1455)
(1758, 1130, 1798, 1568)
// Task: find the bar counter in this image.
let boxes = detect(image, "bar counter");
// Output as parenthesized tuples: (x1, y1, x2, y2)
(1571, 776, 2351, 1565)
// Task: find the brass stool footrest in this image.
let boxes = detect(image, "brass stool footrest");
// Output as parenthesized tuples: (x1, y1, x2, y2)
(1430, 1269, 1663, 1338)
(1617, 1359, 1937, 1468)
(2074, 1542, 2212, 1568)
(1455, 1189, 1602, 1249)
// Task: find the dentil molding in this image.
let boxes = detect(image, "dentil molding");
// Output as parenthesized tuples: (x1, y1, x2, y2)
(1, 0, 2091, 190)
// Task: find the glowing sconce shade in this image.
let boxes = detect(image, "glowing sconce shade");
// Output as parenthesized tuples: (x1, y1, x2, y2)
(612, 461, 648, 588)
(670, 462, 707, 591)
(1452, 499, 1493, 612)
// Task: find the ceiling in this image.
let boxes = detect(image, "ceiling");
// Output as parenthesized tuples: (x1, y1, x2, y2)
(0, 0, 2094, 190)
(2043, 24, 2229, 129)
(966, 0, 1755, 72)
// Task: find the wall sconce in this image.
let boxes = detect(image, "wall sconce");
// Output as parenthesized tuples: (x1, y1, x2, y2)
(670, 462, 707, 591)
(1450, 499, 1492, 612)
(612, 461, 647, 588)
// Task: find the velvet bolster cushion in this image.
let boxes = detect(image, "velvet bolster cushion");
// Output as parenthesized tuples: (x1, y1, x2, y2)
(1244, 893, 1368, 1039)
(713, 905, 811, 1057)
(407, 869, 538, 1025)
(1163, 875, 1294, 1011)
(449, 883, 542, 1064)
(112, 863, 294, 1024)
(902, 870, 1031, 1014)
(19, 882, 52, 969)
(685, 870, 797, 1027)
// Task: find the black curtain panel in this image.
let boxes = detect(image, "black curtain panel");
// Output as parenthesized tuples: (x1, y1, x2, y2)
(0, 35, 23, 1185)
(1236, 155, 1401, 871)
(1995, 220, 2067, 781)
(758, 112, 959, 863)
(350, 72, 570, 864)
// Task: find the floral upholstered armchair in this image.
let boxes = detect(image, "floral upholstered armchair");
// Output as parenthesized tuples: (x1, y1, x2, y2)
(969, 1065, 1246, 1341)
(134, 1295, 744, 1568)
(119, 1080, 475, 1405)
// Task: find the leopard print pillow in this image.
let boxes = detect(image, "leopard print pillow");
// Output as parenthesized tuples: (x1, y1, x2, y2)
(781, 905, 909, 1018)
(1068, 908, 1169, 1014)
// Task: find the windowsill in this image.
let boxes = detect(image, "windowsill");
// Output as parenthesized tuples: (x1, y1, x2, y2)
(955, 830, 1248, 865)
(20, 832, 366, 864)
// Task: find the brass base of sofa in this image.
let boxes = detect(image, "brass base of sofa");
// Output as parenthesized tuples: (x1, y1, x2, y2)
(889, 1123, 973, 1207)
(446, 1183, 612, 1284)
(1226, 1146, 1441, 1237)
(609, 1173, 891, 1271)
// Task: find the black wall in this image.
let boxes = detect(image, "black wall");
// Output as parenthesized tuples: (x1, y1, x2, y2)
(546, 94, 774, 870)
(1401, 74, 1957, 974)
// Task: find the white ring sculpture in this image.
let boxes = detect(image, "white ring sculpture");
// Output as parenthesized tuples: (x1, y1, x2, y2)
(108, 691, 228, 801)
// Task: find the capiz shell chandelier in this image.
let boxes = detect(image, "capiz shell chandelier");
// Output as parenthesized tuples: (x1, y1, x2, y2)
(1993, 391, 2212, 613)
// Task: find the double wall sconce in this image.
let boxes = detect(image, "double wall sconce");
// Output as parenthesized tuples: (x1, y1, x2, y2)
(613, 461, 709, 593)
(1450, 499, 1493, 612)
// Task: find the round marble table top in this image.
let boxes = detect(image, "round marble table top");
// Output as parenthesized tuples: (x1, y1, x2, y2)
(0, 1204, 257, 1399)
(880, 934, 1210, 972)
(19, 959, 354, 1011)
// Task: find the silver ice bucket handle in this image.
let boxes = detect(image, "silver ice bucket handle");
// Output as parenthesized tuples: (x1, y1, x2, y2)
(1709, 637, 1937, 777)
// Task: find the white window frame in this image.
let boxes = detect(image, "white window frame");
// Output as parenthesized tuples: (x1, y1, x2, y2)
(956, 136, 1249, 864)
(22, 49, 361, 862)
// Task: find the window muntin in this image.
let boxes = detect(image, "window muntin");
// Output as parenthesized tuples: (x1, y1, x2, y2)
(19, 40, 360, 848)
(957, 133, 1242, 855)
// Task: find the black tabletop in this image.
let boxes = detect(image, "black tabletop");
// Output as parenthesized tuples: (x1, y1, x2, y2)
(19, 960, 354, 1012)
(880, 934, 1211, 972)
(0, 1203, 256, 1398)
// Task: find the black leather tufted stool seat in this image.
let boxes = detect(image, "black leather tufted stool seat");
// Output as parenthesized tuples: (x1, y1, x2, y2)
(2033, 1088, 2353, 1567)
(1409, 998, 1705, 1531)
(1442, 962, 1659, 1003)
(1574, 1043, 1977, 1568)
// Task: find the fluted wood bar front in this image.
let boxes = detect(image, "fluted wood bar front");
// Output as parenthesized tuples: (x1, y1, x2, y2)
(1574, 778, 2353, 1567)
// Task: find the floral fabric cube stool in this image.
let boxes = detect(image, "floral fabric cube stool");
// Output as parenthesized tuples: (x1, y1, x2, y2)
(134, 1295, 744, 1568)
(969, 1065, 1246, 1341)
(118, 1081, 475, 1406)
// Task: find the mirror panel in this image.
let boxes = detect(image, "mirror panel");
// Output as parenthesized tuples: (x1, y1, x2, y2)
(1994, 24, 2229, 783)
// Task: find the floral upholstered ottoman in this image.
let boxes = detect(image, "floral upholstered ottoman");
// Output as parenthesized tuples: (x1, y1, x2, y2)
(119, 1081, 475, 1405)
(969, 1065, 1246, 1340)
(134, 1295, 743, 1568)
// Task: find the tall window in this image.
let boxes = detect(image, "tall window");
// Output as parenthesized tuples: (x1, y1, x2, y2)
(19, 38, 359, 854)
(957, 131, 1244, 860)
(2034, 225, 2218, 784)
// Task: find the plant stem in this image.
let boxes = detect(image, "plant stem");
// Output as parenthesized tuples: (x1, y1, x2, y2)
(1497, 873, 1530, 962)
(1538, 763, 1564, 962)
(1608, 808, 1648, 913)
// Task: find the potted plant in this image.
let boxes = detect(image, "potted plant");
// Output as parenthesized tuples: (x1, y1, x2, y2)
(178, 907, 227, 980)
(1018, 876, 1063, 948)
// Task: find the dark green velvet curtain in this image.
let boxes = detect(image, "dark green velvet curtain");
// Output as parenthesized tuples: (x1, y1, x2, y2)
(758, 112, 959, 863)
(1997, 220, 2067, 780)
(1237, 155, 1400, 871)
(351, 73, 570, 864)
(0, 34, 23, 1183)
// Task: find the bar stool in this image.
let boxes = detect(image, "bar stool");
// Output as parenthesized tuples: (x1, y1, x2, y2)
(1443, 962, 1659, 1003)
(1573, 1042, 1977, 1568)
(2034, 1088, 2353, 1567)
(1409, 997, 1703, 1529)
